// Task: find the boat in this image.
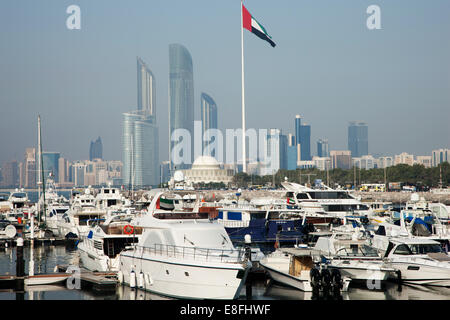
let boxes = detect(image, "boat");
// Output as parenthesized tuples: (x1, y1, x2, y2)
(24, 273, 71, 286)
(260, 247, 351, 292)
(282, 181, 371, 218)
(78, 212, 142, 272)
(118, 200, 251, 299)
(57, 187, 107, 238)
(383, 238, 450, 286)
(313, 232, 395, 282)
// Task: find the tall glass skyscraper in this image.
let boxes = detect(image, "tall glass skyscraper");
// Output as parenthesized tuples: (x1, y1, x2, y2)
(122, 57, 159, 187)
(317, 139, 329, 157)
(169, 44, 194, 169)
(89, 136, 103, 161)
(122, 111, 159, 187)
(200, 93, 217, 156)
(42, 152, 60, 183)
(137, 57, 156, 116)
(300, 124, 311, 160)
(348, 121, 368, 157)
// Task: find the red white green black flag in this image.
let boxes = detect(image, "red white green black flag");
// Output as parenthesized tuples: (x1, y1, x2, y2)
(242, 4, 276, 47)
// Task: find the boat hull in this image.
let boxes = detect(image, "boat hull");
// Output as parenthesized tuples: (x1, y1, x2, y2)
(388, 262, 450, 287)
(119, 252, 248, 299)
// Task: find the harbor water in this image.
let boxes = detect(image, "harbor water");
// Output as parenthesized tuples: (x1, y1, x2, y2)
(1, 245, 449, 300)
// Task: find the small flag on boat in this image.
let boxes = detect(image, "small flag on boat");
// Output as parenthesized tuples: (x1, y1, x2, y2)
(242, 4, 276, 47)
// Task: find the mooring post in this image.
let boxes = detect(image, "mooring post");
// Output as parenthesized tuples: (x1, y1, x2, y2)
(244, 234, 252, 300)
(15, 237, 25, 294)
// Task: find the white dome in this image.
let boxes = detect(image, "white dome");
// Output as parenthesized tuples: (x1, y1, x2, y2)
(192, 156, 220, 169)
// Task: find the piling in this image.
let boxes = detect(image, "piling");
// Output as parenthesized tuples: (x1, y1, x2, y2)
(244, 234, 252, 300)
(15, 237, 25, 294)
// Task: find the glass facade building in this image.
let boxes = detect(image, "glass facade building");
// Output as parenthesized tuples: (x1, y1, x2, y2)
(200, 93, 217, 156)
(169, 44, 194, 169)
(300, 124, 311, 160)
(122, 111, 159, 187)
(348, 121, 368, 157)
(42, 152, 60, 183)
(317, 139, 329, 157)
(89, 136, 103, 161)
(137, 57, 156, 116)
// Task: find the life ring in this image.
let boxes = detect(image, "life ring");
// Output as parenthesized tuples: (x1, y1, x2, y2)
(123, 224, 134, 235)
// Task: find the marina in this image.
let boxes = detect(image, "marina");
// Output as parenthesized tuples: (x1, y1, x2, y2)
(0, 182, 449, 301)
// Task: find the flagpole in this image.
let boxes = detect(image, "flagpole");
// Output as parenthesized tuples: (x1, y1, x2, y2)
(241, 0, 247, 173)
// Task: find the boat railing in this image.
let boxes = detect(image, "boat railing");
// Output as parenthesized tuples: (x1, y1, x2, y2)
(136, 244, 246, 264)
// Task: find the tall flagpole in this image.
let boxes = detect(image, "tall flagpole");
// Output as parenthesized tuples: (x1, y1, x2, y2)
(241, 0, 247, 173)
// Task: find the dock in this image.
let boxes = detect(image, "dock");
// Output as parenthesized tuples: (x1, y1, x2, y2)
(55, 265, 118, 292)
(0, 236, 78, 248)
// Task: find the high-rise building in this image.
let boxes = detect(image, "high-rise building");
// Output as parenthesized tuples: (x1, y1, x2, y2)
(376, 156, 394, 168)
(317, 139, 329, 157)
(0, 161, 19, 187)
(279, 134, 288, 170)
(89, 137, 103, 161)
(287, 133, 295, 147)
(300, 123, 311, 160)
(348, 121, 368, 157)
(330, 150, 352, 170)
(394, 152, 414, 166)
(295, 115, 301, 164)
(169, 44, 194, 169)
(24, 147, 36, 188)
(200, 93, 218, 156)
(286, 146, 297, 170)
(122, 111, 159, 187)
(352, 155, 376, 170)
(137, 56, 156, 116)
(260, 129, 280, 176)
(42, 152, 60, 183)
(432, 148, 450, 167)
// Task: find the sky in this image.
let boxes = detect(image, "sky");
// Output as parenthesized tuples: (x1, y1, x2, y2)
(0, 0, 449, 165)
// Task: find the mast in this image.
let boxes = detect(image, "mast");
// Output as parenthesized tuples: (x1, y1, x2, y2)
(241, 0, 247, 173)
(37, 115, 42, 225)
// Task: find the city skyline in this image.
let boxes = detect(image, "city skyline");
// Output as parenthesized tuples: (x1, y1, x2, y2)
(0, 1, 449, 165)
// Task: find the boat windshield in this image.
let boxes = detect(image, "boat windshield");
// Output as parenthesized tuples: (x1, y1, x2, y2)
(409, 244, 443, 255)
(336, 244, 379, 257)
(11, 193, 27, 198)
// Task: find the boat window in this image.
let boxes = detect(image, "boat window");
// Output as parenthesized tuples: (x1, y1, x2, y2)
(375, 226, 386, 236)
(409, 244, 442, 255)
(296, 193, 309, 200)
(361, 245, 379, 257)
(104, 189, 110, 194)
(393, 244, 412, 255)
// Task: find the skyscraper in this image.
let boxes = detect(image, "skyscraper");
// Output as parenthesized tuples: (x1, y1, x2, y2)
(300, 123, 311, 160)
(24, 147, 36, 188)
(317, 139, 329, 157)
(89, 136, 103, 161)
(200, 93, 218, 156)
(295, 115, 301, 165)
(42, 152, 60, 183)
(137, 56, 156, 116)
(122, 57, 159, 187)
(169, 44, 194, 169)
(348, 121, 368, 157)
(122, 111, 159, 187)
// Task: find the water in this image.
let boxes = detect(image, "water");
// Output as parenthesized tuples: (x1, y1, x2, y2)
(1, 245, 450, 300)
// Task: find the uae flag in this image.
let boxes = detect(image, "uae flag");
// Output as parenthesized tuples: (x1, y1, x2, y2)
(242, 4, 276, 47)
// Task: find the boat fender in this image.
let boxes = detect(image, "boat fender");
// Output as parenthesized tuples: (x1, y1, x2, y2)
(145, 273, 153, 286)
(310, 268, 321, 289)
(138, 271, 144, 288)
(117, 271, 124, 284)
(130, 270, 136, 288)
(321, 268, 332, 290)
(330, 269, 342, 290)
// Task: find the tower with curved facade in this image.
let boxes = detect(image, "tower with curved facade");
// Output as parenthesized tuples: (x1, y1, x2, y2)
(169, 44, 194, 169)
(137, 57, 156, 116)
(200, 93, 217, 157)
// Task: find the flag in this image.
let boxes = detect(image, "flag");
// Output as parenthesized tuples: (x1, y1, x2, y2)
(242, 4, 276, 47)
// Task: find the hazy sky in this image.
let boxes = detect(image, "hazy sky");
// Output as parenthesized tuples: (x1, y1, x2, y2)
(1, 0, 449, 165)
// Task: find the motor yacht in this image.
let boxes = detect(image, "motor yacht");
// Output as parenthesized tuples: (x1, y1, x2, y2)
(384, 238, 450, 286)
(260, 247, 351, 292)
(313, 232, 395, 282)
(117, 196, 251, 299)
(78, 212, 142, 272)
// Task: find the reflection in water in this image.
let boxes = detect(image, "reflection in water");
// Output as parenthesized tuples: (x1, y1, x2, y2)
(1, 246, 450, 300)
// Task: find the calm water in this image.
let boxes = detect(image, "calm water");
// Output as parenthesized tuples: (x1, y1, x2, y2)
(1, 245, 450, 300)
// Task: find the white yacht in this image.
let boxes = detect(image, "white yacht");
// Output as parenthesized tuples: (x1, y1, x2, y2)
(95, 186, 129, 211)
(384, 238, 450, 286)
(282, 182, 371, 218)
(118, 197, 251, 299)
(313, 232, 395, 282)
(78, 212, 142, 272)
(57, 187, 107, 238)
(40, 176, 70, 237)
(260, 247, 351, 292)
